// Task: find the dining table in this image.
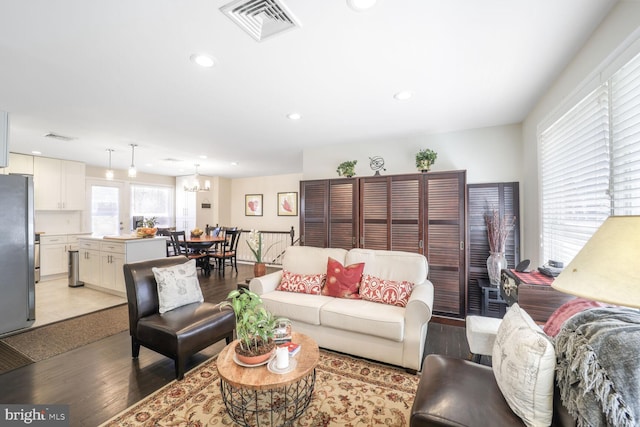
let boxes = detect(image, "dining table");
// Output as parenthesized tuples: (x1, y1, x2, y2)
(181, 235, 227, 275)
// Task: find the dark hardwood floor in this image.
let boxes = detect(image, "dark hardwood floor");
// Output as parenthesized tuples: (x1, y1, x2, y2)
(0, 263, 473, 427)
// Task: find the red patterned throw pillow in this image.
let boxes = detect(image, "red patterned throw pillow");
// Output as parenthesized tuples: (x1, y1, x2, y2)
(359, 274, 414, 307)
(276, 270, 326, 295)
(321, 257, 365, 298)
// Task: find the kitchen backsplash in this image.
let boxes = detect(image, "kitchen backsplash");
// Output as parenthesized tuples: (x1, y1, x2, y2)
(35, 210, 86, 234)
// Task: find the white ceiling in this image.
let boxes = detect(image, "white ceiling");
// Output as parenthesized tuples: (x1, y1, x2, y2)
(0, 0, 618, 178)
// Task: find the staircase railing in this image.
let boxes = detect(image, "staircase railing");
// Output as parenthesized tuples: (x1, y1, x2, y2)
(236, 227, 299, 265)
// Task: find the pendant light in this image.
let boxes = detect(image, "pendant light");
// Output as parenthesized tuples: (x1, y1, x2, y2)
(184, 164, 211, 192)
(105, 148, 115, 180)
(128, 144, 137, 178)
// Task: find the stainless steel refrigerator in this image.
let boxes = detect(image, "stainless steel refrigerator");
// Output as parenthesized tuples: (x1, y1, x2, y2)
(0, 174, 35, 335)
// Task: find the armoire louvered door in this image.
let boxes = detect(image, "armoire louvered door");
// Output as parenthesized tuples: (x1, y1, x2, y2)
(300, 178, 358, 249)
(467, 182, 520, 317)
(329, 179, 358, 250)
(300, 180, 328, 247)
(359, 175, 422, 253)
(424, 171, 466, 317)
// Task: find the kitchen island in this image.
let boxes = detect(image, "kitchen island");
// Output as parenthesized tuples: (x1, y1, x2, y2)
(77, 236, 167, 297)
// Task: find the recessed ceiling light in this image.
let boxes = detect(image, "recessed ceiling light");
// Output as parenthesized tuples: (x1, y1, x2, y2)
(190, 53, 216, 68)
(394, 90, 413, 101)
(231, 162, 239, 166)
(31, 150, 41, 155)
(287, 112, 302, 120)
(347, 0, 377, 11)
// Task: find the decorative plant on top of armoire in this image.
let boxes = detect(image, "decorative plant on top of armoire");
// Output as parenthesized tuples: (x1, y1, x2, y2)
(336, 160, 357, 178)
(415, 149, 438, 172)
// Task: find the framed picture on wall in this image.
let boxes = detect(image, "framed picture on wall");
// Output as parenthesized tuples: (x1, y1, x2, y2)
(277, 192, 298, 216)
(245, 194, 263, 216)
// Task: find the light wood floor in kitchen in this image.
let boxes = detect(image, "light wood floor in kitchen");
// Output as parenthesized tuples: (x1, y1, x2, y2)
(33, 277, 126, 327)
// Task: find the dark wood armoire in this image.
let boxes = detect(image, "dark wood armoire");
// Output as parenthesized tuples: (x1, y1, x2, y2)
(300, 170, 467, 318)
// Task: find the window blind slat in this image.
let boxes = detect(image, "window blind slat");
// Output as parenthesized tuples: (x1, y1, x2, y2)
(612, 51, 640, 215)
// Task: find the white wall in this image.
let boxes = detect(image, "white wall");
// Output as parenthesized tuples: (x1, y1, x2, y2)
(230, 173, 303, 235)
(302, 124, 523, 185)
(521, 1, 640, 266)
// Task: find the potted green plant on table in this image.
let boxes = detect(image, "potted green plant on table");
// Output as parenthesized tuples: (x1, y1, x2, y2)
(336, 160, 357, 178)
(415, 149, 438, 172)
(221, 289, 278, 365)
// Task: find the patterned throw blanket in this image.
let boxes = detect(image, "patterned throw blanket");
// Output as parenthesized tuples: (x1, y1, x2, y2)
(555, 307, 640, 427)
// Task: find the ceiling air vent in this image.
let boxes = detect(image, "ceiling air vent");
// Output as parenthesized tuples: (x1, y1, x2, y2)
(220, 0, 301, 42)
(43, 132, 76, 142)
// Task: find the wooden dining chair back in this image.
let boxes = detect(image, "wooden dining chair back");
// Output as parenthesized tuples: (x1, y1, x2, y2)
(206, 225, 221, 237)
(170, 231, 211, 275)
(156, 228, 173, 256)
(210, 228, 241, 277)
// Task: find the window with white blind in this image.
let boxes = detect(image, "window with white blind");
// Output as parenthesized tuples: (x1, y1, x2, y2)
(130, 184, 173, 229)
(540, 51, 640, 264)
(611, 53, 640, 215)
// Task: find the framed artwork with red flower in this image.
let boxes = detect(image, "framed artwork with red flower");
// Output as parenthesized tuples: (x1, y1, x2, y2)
(277, 192, 298, 216)
(245, 194, 263, 216)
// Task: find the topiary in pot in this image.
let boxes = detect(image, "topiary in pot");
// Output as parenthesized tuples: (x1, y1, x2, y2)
(221, 289, 278, 365)
(336, 160, 357, 178)
(415, 149, 437, 172)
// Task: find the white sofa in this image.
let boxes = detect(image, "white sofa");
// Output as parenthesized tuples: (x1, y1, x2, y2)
(249, 246, 435, 372)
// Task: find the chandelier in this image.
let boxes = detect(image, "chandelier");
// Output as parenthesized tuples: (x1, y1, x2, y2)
(184, 164, 211, 192)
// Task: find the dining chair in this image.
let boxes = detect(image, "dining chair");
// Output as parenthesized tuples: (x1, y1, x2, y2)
(156, 228, 173, 257)
(170, 231, 211, 276)
(206, 225, 221, 237)
(210, 228, 241, 277)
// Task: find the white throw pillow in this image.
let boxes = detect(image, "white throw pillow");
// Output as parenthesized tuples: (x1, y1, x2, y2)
(492, 303, 555, 427)
(152, 259, 204, 314)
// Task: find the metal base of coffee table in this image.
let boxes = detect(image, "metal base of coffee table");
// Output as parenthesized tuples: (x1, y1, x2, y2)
(220, 370, 315, 426)
(216, 333, 320, 427)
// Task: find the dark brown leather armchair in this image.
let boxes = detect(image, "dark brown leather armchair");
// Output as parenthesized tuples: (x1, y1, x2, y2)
(410, 354, 575, 427)
(123, 256, 235, 380)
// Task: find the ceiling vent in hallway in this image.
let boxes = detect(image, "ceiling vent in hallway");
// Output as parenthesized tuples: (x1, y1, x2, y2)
(220, 0, 301, 42)
(43, 132, 76, 142)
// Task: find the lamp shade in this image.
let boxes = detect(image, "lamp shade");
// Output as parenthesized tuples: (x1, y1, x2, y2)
(551, 215, 640, 308)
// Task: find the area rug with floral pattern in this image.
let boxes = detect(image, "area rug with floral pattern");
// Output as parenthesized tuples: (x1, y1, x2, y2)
(100, 349, 420, 426)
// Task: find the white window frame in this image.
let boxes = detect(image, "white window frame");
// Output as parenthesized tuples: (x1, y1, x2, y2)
(538, 49, 640, 265)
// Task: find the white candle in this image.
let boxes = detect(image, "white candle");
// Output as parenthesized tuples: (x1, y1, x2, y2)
(276, 347, 289, 370)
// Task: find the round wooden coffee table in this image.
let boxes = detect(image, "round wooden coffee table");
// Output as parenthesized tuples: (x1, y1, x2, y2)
(217, 332, 319, 426)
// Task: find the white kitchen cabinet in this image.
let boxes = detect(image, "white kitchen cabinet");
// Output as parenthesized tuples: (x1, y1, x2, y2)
(99, 241, 126, 294)
(40, 233, 92, 278)
(78, 236, 167, 297)
(175, 175, 216, 231)
(34, 157, 85, 210)
(175, 177, 197, 231)
(1, 153, 34, 175)
(78, 240, 100, 287)
(40, 237, 68, 276)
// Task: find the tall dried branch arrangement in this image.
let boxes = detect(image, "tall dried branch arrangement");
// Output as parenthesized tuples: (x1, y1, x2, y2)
(484, 208, 516, 253)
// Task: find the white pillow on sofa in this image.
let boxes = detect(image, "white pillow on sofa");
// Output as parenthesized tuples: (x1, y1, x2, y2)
(492, 303, 555, 427)
(152, 259, 204, 314)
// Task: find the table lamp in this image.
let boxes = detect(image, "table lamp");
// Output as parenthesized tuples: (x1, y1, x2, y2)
(551, 215, 640, 309)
